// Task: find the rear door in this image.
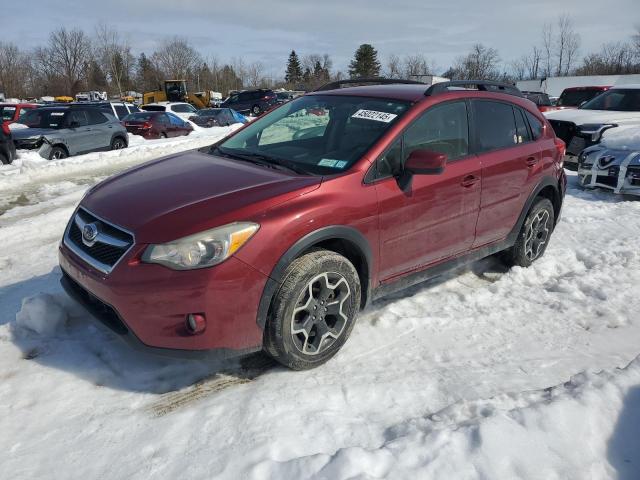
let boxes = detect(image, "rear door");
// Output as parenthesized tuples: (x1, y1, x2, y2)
(375, 101, 482, 280)
(471, 100, 541, 247)
(86, 109, 112, 148)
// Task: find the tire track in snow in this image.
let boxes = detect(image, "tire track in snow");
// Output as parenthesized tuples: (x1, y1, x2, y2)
(147, 354, 276, 416)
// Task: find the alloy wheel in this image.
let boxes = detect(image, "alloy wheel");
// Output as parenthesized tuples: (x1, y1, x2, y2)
(290, 272, 351, 356)
(524, 209, 550, 261)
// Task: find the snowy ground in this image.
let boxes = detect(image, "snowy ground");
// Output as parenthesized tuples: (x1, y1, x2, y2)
(1, 129, 639, 479)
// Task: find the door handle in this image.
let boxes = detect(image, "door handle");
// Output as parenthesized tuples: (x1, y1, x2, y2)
(526, 156, 539, 167)
(461, 174, 479, 187)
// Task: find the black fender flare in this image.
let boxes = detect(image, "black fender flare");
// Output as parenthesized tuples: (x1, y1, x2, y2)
(506, 175, 561, 245)
(256, 225, 373, 330)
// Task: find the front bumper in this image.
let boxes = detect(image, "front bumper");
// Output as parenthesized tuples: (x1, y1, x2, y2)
(577, 159, 640, 196)
(59, 241, 268, 355)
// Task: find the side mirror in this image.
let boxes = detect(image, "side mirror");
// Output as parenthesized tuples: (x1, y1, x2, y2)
(405, 149, 447, 175)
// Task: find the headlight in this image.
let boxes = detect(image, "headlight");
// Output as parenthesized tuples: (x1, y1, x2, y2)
(142, 222, 259, 270)
(579, 123, 617, 142)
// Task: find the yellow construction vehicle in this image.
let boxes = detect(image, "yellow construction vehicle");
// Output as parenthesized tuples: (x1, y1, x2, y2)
(143, 80, 218, 109)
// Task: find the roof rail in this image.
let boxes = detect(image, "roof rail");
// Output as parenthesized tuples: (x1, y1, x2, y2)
(424, 80, 523, 98)
(314, 77, 425, 92)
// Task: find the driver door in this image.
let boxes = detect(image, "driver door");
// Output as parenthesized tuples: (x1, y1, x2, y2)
(374, 101, 482, 281)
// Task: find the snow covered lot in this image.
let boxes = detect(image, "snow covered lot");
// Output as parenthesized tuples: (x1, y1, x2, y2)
(1, 128, 639, 479)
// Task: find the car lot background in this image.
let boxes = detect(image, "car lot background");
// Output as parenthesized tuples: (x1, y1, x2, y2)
(0, 123, 639, 479)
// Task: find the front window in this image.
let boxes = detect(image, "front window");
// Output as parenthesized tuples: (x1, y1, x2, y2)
(215, 95, 410, 175)
(19, 109, 68, 129)
(580, 89, 640, 112)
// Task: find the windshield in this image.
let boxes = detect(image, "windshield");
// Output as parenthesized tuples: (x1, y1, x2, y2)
(558, 89, 604, 107)
(215, 94, 410, 175)
(19, 108, 68, 128)
(580, 89, 640, 111)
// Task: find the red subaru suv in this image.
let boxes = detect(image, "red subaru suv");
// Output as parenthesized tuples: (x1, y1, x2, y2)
(59, 80, 567, 370)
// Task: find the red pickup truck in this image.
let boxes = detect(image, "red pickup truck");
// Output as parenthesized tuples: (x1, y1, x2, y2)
(0, 103, 38, 125)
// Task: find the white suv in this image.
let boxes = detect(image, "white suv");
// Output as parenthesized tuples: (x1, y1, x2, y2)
(544, 84, 640, 167)
(140, 102, 198, 122)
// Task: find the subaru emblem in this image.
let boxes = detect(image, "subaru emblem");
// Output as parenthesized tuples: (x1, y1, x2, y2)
(82, 223, 99, 246)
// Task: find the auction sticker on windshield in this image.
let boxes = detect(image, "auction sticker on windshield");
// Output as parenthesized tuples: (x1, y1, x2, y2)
(351, 109, 397, 123)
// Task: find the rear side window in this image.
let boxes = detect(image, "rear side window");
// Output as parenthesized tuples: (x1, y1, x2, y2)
(114, 104, 128, 119)
(167, 113, 184, 125)
(514, 108, 531, 143)
(404, 101, 469, 161)
(473, 101, 517, 152)
(524, 111, 543, 140)
(87, 109, 108, 125)
(0, 106, 17, 121)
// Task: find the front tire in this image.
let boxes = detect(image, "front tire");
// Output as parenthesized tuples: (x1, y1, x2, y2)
(48, 146, 67, 160)
(0, 152, 9, 165)
(251, 104, 262, 116)
(503, 197, 555, 268)
(264, 250, 361, 370)
(111, 136, 126, 150)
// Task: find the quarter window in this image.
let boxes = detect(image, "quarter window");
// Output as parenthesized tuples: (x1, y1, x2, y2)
(473, 101, 518, 152)
(525, 111, 543, 140)
(114, 104, 128, 119)
(514, 108, 531, 143)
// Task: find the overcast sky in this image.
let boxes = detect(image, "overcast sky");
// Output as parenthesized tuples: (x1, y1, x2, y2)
(4, 0, 639, 77)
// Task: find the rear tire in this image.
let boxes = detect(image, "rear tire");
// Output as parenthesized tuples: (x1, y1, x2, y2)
(160, 132, 167, 139)
(263, 249, 361, 370)
(502, 197, 555, 268)
(48, 146, 67, 160)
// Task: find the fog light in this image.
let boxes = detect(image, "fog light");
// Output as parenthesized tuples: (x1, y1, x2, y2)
(186, 313, 206, 334)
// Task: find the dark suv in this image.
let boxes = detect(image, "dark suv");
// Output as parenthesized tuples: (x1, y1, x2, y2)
(59, 80, 567, 370)
(220, 88, 277, 115)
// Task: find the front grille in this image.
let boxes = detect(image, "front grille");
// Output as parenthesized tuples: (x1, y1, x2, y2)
(549, 120, 577, 145)
(64, 207, 134, 274)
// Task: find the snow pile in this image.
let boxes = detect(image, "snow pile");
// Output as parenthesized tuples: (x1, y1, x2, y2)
(601, 124, 640, 151)
(254, 358, 640, 480)
(15, 293, 69, 336)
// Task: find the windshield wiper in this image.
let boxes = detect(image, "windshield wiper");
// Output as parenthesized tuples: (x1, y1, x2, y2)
(214, 147, 308, 175)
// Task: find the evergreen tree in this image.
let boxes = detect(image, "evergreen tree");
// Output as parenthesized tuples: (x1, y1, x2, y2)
(136, 53, 159, 93)
(349, 44, 381, 78)
(285, 50, 303, 85)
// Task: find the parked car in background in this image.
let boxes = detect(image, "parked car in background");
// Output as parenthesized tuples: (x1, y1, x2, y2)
(140, 102, 198, 122)
(275, 91, 296, 105)
(0, 121, 17, 164)
(188, 108, 248, 128)
(12, 105, 128, 159)
(522, 91, 554, 112)
(220, 89, 278, 115)
(59, 79, 566, 371)
(0, 103, 39, 125)
(122, 111, 193, 139)
(547, 86, 610, 112)
(545, 84, 640, 168)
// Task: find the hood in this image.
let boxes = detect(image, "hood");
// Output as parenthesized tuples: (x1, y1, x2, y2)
(11, 127, 58, 139)
(544, 109, 640, 126)
(82, 150, 322, 243)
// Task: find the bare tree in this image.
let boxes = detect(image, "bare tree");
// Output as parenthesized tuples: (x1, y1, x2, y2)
(511, 46, 542, 80)
(246, 61, 264, 87)
(385, 54, 402, 78)
(541, 23, 554, 77)
(452, 44, 501, 80)
(95, 23, 133, 96)
(36, 28, 91, 95)
(575, 41, 639, 75)
(0, 42, 33, 98)
(403, 54, 434, 79)
(555, 14, 580, 75)
(152, 37, 202, 87)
